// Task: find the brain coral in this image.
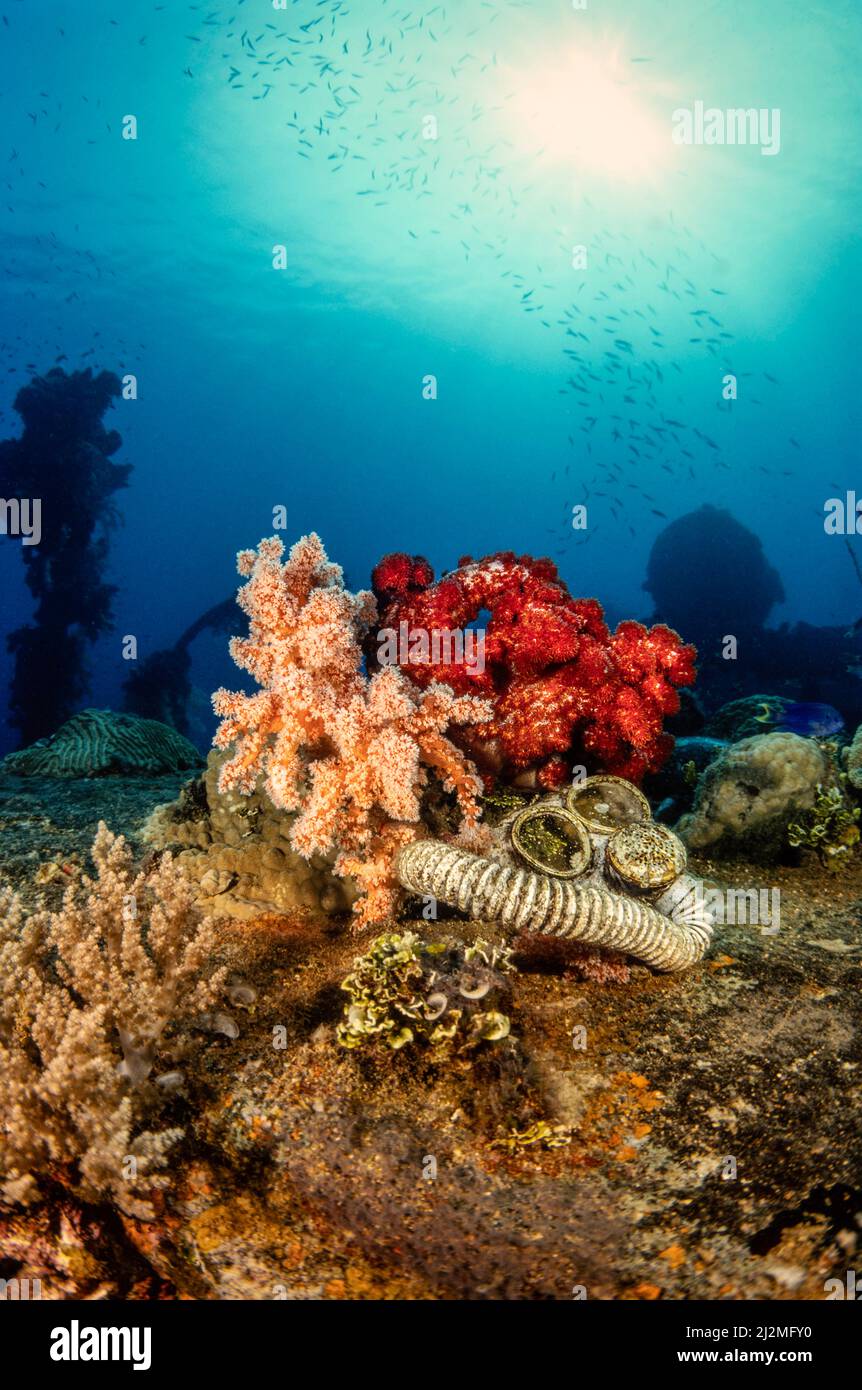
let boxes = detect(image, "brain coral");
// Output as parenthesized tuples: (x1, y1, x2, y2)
(676, 731, 830, 856)
(0, 709, 203, 778)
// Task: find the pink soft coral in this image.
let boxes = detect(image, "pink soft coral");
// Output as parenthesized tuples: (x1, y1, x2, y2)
(213, 534, 490, 927)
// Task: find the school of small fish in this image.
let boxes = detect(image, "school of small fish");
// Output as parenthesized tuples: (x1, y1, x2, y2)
(1, 0, 821, 559)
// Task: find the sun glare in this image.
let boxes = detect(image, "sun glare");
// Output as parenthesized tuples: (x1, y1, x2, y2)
(506, 47, 669, 181)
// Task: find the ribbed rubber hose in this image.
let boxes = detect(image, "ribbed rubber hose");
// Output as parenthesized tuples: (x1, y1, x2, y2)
(397, 840, 712, 973)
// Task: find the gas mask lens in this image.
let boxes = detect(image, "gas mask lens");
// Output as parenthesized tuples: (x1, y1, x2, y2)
(565, 774, 651, 835)
(605, 822, 687, 893)
(510, 805, 592, 878)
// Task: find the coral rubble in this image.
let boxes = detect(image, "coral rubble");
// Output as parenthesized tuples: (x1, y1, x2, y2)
(212, 533, 491, 926)
(370, 549, 696, 786)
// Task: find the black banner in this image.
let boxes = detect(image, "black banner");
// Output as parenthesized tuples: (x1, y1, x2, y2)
(2, 1297, 856, 1376)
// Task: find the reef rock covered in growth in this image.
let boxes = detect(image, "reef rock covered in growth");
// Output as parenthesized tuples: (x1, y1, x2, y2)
(144, 746, 357, 920)
(370, 550, 697, 787)
(677, 731, 832, 857)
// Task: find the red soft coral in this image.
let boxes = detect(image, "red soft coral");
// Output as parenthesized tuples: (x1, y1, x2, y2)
(370, 551, 435, 603)
(370, 551, 696, 787)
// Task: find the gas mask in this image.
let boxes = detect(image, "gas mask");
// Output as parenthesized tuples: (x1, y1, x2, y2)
(397, 774, 714, 973)
(508, 775, 688, 899)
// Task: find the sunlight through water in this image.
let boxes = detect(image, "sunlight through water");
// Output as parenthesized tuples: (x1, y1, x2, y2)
(504, 44, 671, 181)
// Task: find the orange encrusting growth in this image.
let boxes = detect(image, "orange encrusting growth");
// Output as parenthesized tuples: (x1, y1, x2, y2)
(213, 534, 491, 927)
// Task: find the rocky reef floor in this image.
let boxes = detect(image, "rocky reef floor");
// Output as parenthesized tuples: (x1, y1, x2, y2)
(1, 770, 860, 1300)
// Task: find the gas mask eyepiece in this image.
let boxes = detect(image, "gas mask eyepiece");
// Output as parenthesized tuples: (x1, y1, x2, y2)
(509, 775, 688, 900)
(509, 804, 592, 878)
(565, 774, 651, 835)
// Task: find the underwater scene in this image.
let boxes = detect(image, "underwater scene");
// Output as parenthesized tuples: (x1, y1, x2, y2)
(1, 0, 861, 1335)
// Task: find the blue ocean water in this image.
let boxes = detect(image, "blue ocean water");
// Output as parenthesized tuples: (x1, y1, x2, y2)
(0, 0, 860, 755)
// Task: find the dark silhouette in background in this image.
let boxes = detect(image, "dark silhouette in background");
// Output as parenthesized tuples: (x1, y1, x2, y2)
(3, 366, 861, 756)
(647, 505, 862, 726)
(0, 368, 129, 747)
(645, 503, 785, 652)
(122, 597, 238, 737)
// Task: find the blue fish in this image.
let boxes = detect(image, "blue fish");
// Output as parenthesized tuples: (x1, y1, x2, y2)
(775, 702, 844, 739)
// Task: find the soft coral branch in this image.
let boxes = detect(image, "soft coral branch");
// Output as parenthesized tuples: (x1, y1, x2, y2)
(213, 534, 490, 926)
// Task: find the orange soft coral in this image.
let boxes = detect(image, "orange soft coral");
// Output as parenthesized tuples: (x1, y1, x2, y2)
(213, 534, 490, 927)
